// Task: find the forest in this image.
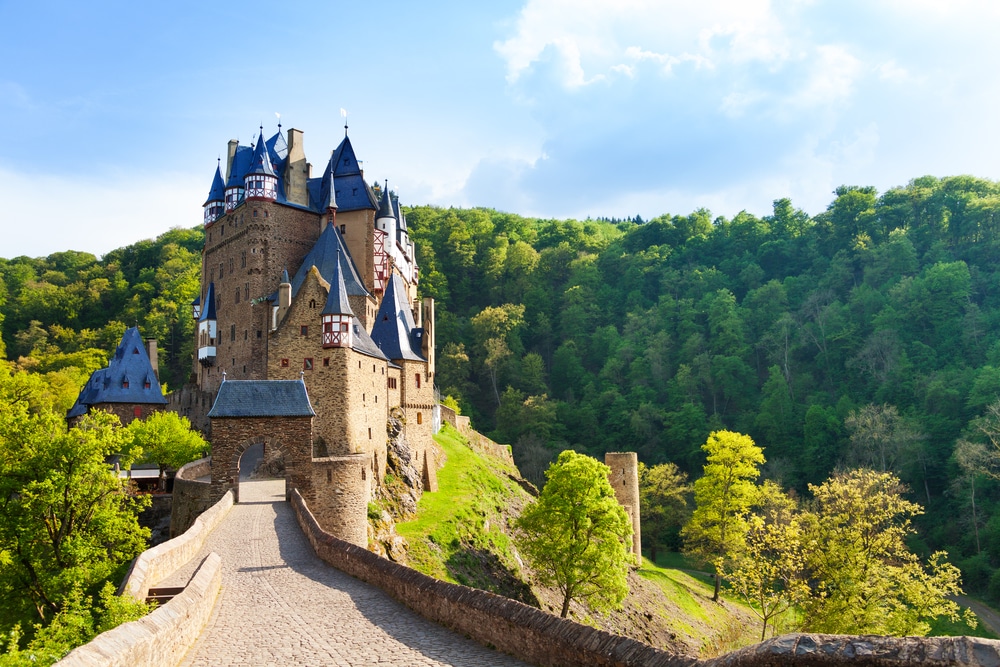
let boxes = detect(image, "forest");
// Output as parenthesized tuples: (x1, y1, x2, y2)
(5, 174, 1000, 602)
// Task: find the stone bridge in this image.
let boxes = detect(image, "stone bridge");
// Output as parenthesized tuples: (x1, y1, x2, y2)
(60, 474, 1000, 667)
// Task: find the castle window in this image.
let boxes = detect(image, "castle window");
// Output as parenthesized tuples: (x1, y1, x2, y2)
(144, 381, 150, 389)
(231, 324, 235, 341)
(388, 377, 397, 389)
(134, 406, 142, 418)
(368, 427, 372, 439)
(327, 469, 332, 483)
(241, 251, 246, 268)
(300, 325, 308, 336)
(245, 283, 249, 300)
(264, 210, 269, 218)
(122, 379, 129, 389)
(340, 224, 346, 234)
(363, 393, 365, 402)
(221, 225, 225, 236)
(362, 468, 366, 480)
(323, 358, 329, 367)
(253, 209, 258, 217)
(219, 262, 224, 278)
(372, 364, 376, 373)
(417, 412, 423, 425)
(281, 358, 289, 368)
(304, 358, 313, 371)
(235, 289, 240, 304)
(244, 330, 248, 340)
(257, 330, 262, 338)
(415, 374, 421, 389)
(309, 299, 317, 309)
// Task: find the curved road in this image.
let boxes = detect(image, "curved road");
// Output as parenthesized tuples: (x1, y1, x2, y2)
(161, 479, 528, 666)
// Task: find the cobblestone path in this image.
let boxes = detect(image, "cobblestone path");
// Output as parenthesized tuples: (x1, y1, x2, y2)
(161, 479, 528, 666)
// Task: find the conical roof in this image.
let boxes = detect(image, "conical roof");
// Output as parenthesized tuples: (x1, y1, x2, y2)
(246, 128, 276, 177)
(370, 273, 424, 361)
(199, 282, 217, 322)
(321, 249, 354, 317)
(376, 183, 395, 220)
(204, 163, 225, 205)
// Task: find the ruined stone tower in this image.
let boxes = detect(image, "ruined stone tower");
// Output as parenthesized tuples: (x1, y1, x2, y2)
(605, 452, 641, 561)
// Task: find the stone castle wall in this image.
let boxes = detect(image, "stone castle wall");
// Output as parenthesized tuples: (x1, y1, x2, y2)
(199, 200, 322, 392)
(307, 454, 371, 547)
(166, 385, 216, 435)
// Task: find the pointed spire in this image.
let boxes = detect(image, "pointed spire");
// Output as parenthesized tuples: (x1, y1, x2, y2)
(376, 181, 395, 220)
(204, 160, 226, 205)
(199, 282, 217, 322)
(281, 267, 290, 284)
(321, 248, 354, 317)
(247, 126, 276, 177)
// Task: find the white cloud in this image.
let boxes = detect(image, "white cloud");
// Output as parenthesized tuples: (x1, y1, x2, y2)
(788, 44, 862, 109)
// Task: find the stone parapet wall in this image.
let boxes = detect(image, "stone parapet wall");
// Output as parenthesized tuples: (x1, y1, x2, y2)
(456, 419, 515, 466)
(170, 457, 213, 538)
(291, 489, 689, 667)
(438, 404, 458, 429)
(703, 633, 1000, 667)
(55, 553, 221, 667)
(123, 489, 233, 601)
(292, 487, 1000, 667)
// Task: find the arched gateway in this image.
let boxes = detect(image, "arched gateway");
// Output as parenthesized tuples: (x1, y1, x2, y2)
(207, 379, 315, 504)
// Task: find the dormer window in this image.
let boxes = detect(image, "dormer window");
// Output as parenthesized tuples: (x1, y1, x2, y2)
(122, 379, 129, 389)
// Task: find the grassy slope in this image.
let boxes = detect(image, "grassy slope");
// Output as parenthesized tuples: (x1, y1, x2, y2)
(396, 424, 755, 655)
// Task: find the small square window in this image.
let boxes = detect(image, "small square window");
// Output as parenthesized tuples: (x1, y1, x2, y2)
(301, 325, 308, 336)
(323, 358, 330, 367)
(281, 358, 289, 368)
(304, 358, 314, 371)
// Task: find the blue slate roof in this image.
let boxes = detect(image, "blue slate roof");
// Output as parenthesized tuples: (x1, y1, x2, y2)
(225, 144, 252, 188)
(289, 223, 369, 299)
(246, 129, 277, 178)
(204, 164, 225, 205)
(66, 327, 167, 419)
(199, 282, 217, 321)
(321, 249, 354, 316)
(376, 185, 395, 220)
(350, 317, 389, 361)
(208, 380, 315, 418)
(370, 273, 425, 362)
(317, 161, 338, 211)
(306, 136, 377, 213)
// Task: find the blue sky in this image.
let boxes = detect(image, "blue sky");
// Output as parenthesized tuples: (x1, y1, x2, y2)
(2, 0, 999, 258)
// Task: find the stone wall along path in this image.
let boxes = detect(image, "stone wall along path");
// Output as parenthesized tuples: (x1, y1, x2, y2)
(160, 478, 528, 666)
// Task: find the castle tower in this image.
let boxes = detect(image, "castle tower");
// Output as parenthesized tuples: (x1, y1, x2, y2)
(203, 161, 225, 225)
(244, 127, 278, 201)
(605, 452, 641, 561)
(321, 250, 354, 349)
(196, 282, 218, 368)
(223, 141, 245, 212)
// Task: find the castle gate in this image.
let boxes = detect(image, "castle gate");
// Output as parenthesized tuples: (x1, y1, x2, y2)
(206, 380, 316, 504)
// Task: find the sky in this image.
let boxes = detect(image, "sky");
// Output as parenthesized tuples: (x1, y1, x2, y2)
(2, 0, 1000, 258)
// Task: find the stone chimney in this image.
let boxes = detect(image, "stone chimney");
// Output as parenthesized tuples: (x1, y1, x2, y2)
(145, 339, 159, 381)
(284, 128, 309, 206)
(225, 140, 239, 182)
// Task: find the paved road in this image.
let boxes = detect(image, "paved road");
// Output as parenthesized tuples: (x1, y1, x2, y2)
(161, 479, 528, 666)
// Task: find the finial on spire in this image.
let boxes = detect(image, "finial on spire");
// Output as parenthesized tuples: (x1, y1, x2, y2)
(340, 108, 348, 136)
(222, 370, 227, 382)
(275, 111, 281, 130)
(300, 370, 305, 381)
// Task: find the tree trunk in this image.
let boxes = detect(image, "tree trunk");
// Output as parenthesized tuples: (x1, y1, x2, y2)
(561, 592, 572, 618)
(713, 572, 721, 602)
(649, 543, 657, 566)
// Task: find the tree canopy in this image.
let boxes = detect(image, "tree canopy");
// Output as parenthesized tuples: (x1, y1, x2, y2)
(515, 450, 633, 618)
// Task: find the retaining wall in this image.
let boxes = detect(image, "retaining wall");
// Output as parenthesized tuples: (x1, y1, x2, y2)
(123, 488, 233, 601)
(55, 553, 221, 667)
(291, 488, 693, 667)
(455, 418, 515, 466)
(169, 457, 212, 538)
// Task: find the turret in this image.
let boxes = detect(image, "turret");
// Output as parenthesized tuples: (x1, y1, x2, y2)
(203, 161, 226, 224)
(321, 249, 354, 349)
(276, 268, 291, 328)
(197, 282, 218, 366)
(224, 141, 244, 212)
(244, 127, 278, 201)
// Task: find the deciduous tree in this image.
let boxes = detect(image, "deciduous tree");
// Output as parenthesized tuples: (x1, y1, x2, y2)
(515, 450, 632, 618)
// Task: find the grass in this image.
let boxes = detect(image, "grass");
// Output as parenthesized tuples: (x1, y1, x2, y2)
(395, 423, 534, 599)
(928, 609, 998, 639)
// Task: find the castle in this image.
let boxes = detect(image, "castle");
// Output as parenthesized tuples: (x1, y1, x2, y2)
(68, 121, 639, 555)
(178, 123, 436, 544)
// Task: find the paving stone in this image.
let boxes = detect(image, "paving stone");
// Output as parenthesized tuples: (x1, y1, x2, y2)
(162, 479, 528, 666)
